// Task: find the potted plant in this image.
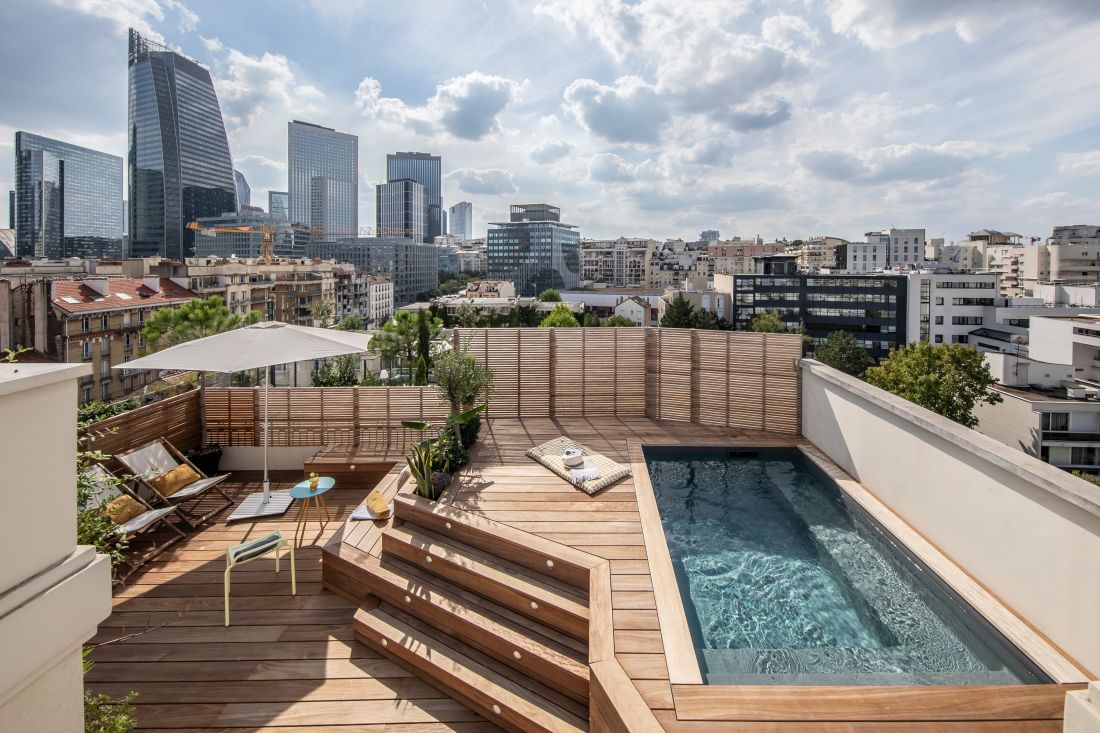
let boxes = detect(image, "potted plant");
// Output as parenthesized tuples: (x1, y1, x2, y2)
(405, 438, 450, 500)
(185, 442, 223, 476)
(431, 348, 493, 448)
(401, 405, 484, 500)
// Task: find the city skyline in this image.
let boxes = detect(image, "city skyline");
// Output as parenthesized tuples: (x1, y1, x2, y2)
(1, 1, 1099, 244)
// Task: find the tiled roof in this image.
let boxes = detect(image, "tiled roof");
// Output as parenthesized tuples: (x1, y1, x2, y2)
(51, 278, 196, 315)
(10, 350, 59, 364)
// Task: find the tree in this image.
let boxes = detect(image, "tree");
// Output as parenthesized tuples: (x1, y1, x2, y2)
(865, 342, 1002, 429)
(814, 331, 874, 377)
(415, 310, 443, 368)
(369, 311, 419, 380)
(142, 295, 261, 352)
(749, 310, 789, 333)
(582, 313, 602, 327)
(414, 355, 429, 386)
(432, 348, 494, 412)
(310, 299, 335, 327)
(335, 315, 364, 331)
(538, 288, 562, 302)
(539, 303, 580, 327)
(692, 309, 722, 330)
(660, 293, 696, 328)
(604, 315, 635, 327)
(453, 301, 486, 328)
(311, 355, 360, 386)
(509, 305, 541, 327)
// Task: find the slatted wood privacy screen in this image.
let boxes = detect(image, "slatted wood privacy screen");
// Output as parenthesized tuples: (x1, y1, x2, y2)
(81, 390, 202, 462)
(204, 387, 448, 447)
(453, 328, 648, 418)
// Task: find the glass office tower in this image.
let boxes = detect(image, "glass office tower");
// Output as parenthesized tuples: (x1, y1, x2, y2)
(234, 170, 251, 208)
(14, 132, 123, 259)
(376, 179, 426, 241)
(448, 201, 473, 240)
(487, 203, 581, 296)
(268, 191, 289, 220)
(386, 152, 441, 242)
(128, 29, 237, 260)
(288, 121, 358, 240)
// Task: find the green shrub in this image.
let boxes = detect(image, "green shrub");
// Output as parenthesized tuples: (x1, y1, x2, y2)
(458, 413, 481, 448)
(434, 430, 469, 473)
(77, 398, 140, 428)
(84, 691, 138, 733)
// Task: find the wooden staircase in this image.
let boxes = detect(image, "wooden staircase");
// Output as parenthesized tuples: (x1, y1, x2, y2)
(327, 494, 603, 733)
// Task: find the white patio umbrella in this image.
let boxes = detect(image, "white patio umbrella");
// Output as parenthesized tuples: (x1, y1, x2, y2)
(116, 321, 369, 521)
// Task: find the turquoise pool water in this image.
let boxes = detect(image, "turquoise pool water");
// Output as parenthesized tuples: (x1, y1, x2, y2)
(644, 447, 1049, 686)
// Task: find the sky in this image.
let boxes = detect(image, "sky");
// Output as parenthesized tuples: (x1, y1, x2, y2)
(1, 0, 1099, 244)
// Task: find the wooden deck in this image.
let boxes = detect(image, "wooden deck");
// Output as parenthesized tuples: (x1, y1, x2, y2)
(85, 474, 502, 732)
(89, 417, 1080, 732)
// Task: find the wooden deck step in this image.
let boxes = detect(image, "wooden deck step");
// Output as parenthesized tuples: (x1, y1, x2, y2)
(355, 599, 588, 733)
(354, 554, 590, 703)
(382, 524, 590, 641)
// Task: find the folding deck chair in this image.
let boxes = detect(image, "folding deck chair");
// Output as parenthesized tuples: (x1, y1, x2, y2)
(117, 438, 234, 528)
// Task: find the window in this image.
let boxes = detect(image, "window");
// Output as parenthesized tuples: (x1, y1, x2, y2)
(100, 339, 110, 356)
(1072, 447, 1098, 466)
(934, 335, 943, 344)
(935, 297, 944, 305)
(100, 383, 111, 402)
(81, 341, 91, 360)
(1043, 412, 1070, 431)
(952, 335, 969, 344)
(81, 317, 90, 332)
(952, 316, 983, 325)
(100, 314, 108, 329)
(934, 316, 943, 324)
(81, 386, 92, 404)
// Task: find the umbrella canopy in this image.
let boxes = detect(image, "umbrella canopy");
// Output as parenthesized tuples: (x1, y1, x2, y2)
(114, 321, 368, 373)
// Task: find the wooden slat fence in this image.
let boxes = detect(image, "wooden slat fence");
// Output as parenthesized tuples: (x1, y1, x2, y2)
(80, 390, 202, 467)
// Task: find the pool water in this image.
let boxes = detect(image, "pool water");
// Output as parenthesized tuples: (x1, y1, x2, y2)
(645, 447, 1049, 686)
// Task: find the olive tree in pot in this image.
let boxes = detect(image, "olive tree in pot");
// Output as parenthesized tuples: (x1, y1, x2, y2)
(431, 348, 493, 448)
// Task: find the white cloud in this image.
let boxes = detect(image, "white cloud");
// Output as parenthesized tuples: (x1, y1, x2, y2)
(530, 138, 574, 164)
(823, 0, 1100, 49)
(587, 153, 661, 183)
(563, 77, 669, 144)
(216, 49, 320, 131)
(761, 14, 820, 51)
(795, 140, 1021, 185)
(1022, 191, 1092, 208)
(51, 0, 198, 42)
(356, 72, 525, 141)
(447, 168, 518, 195)
(1059, 151, 1100, 176)
(200, 35, 222, 52)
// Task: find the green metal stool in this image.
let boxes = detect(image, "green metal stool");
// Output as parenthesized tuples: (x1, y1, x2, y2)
(224, 530, 295, 626)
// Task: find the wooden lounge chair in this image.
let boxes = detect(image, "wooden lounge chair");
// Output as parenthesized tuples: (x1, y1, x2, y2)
(116, 438, 234, 528)
(84, 464, 188, 582)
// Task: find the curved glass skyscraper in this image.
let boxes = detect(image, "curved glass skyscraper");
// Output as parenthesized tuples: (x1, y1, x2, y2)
(128, 29, 236, 260)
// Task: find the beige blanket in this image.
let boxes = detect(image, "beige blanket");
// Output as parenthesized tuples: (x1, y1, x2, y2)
(525, 437, 631, 495)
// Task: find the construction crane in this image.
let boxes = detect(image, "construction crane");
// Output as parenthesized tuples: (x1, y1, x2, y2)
(187, 221, 276, 264)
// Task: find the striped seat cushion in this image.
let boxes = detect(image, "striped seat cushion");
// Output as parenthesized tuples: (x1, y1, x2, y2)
(229, 532, 283, 564)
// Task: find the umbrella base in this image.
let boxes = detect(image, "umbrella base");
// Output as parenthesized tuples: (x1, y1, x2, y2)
(226, 490, 295, 522)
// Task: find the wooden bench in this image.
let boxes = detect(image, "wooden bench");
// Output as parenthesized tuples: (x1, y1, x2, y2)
(303, 423, 438, 488)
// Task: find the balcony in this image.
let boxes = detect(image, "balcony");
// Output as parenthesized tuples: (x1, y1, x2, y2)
(1042, 431, 1100, 443)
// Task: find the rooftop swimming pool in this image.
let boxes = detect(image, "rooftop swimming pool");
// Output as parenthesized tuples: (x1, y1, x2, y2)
(644, 446, 1050, 686)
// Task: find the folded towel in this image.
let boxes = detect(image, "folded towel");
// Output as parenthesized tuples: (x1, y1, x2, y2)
(366, 490, 390, 518)
(570, 467, 600, 484)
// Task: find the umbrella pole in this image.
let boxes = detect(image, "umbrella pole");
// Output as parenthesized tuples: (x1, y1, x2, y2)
(262, 367, 271, 503)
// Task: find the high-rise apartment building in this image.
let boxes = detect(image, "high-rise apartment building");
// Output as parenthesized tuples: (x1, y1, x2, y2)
(127, 29, 236, 261)
(234, 170, 250, 208)
(288, 121, 358, 240)
(487, 204, 581, 296)
(268, 191, 289, 220)
(448, 201, 473, 241)
(848, 228, 926, 272)
(386, 152, 441, 242)
(14, 132, 124, 260)
(376, 179, 425, 241)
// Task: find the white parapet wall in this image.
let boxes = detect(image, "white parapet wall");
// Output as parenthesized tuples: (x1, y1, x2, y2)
(802, 358, 1100, 678)
(0, 363, 112, 732)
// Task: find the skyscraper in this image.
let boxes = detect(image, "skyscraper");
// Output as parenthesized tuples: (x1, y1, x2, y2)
(487, 203, 581, 296)
(448, 201, 473, 241)
(386, 152, 440, 242)
(234, 170, 250, 208)
(14, 132, 124, 259)
(288, 120, 358, 240)
(268, 191, 289, 220)
(376, 179, 426, 241)
(127, 29, 237, 260)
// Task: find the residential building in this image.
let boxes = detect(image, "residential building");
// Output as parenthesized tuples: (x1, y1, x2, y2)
(1049, 224, 1100, 247)
(581, 237, 654, 287)
(487, 203, 581, 296)
(700, 230, 720, 242)
(127, 29, 236, 260)
(559, 288, 663, 320)
(288, 120, 358, 240)
(908, 272, 999, 346)
(270, 264, 337, 327)
(191, 211, 305, 259)
(268, 191, 289, 220)
(14, 132, 124, 260)
(376, 179, 426, 241)
(794, 235, 849, 273)
(51, 277, 198, 402)
(234, 170, 250, 208)
(448, 201, 473, 241)
(464, 280, 516, 299)
(847, 228, 926, 272)
(437, 245, 460, 276)
(456, 249, 484, 276)
(147, 257, 275, 319)
(387, 152, 442, 242)
(658, 273, 732, 324)
(0, 362, 111, 733)
(307, 237, 437, 307)
(613, 295, 652, 326)
(367, 275, 394, 325)
(725, 271, 908, 359)
(707, 237, 786, 276)
(646, 239, 712, 288)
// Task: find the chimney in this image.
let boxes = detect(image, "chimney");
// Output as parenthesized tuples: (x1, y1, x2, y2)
(83, 277, 110, 296)
(143, 276, 162, 293)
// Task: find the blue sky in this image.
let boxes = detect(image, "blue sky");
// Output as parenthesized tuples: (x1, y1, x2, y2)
(1, 0, 1098, 243)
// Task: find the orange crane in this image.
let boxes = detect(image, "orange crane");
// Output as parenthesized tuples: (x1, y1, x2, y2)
(187, 221, 276, 264)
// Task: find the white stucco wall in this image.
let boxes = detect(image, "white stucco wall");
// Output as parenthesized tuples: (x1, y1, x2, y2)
(802, 359, 1100, 677)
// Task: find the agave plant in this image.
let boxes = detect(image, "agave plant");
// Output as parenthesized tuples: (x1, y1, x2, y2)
(406, 439, 437, 499)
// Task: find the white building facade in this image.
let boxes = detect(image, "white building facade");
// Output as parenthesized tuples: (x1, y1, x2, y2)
(848, 228, 926, 272)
